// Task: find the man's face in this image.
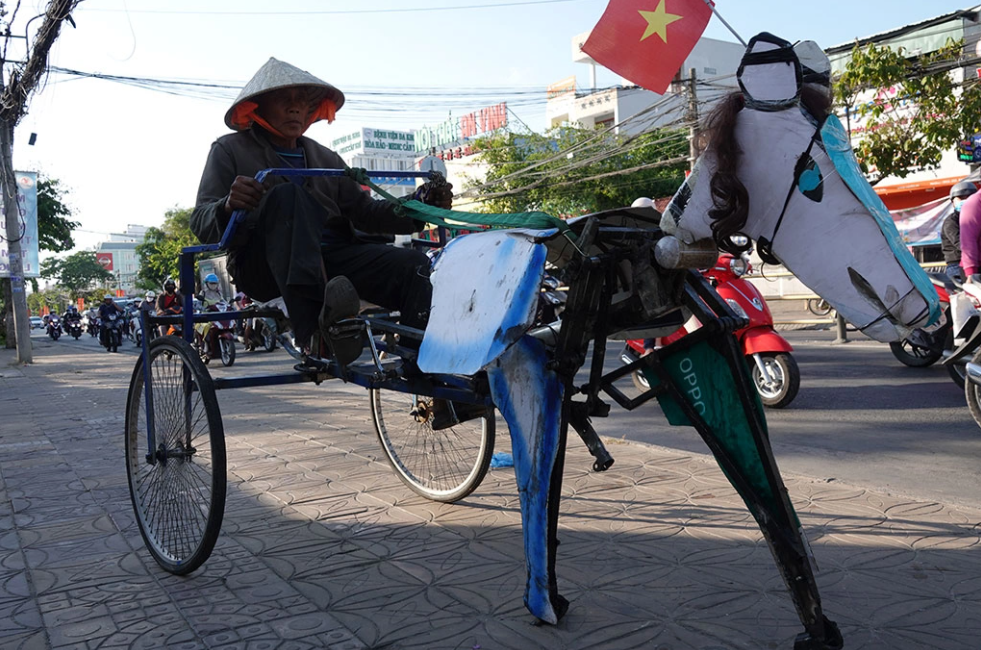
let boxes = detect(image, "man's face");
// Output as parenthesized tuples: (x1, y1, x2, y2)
(165, 285, 175, 294)
(256, 87, 319, 141)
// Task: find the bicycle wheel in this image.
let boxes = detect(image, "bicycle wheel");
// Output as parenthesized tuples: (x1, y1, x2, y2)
(371, 389, 494, 502)
(125, 336, 226, 575)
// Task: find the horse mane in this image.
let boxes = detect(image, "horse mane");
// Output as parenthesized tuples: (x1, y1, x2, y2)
(704, 92, 749, 255)
(703, 86, 832, 256)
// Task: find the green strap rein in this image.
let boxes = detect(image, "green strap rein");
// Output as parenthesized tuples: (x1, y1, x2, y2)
(344, 167, 575, 239)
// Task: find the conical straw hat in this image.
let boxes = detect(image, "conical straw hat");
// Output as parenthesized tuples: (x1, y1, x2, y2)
(224, 57, 345, 130)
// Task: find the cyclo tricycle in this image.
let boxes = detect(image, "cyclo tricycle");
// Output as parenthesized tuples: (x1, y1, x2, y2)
(125, 167, 840, 648)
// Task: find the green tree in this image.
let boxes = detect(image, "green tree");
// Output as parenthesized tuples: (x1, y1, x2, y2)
(469, 125, 688, 216)
(834, 38, 981, 183)
(136, 207, 196, 290)
(26, 288, 64, 315)
(37, 176, 80, 253)
(40, 251, 113, 299)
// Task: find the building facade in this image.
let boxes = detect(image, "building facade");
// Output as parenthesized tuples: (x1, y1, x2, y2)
(827, 7, 981, 210)
(546, 34, 744, 135)
(96, 225, 146, 295)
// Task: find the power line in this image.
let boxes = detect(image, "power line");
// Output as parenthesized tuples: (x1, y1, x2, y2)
(76, 0, 591, 16)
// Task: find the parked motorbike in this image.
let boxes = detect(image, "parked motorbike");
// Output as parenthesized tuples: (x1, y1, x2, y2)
(64, 316, 83, 340)
(194, 301, 237, 366)
(46, 315, 62, 341)
(101, 312, 123, 353)
(623, 251, 800, 408)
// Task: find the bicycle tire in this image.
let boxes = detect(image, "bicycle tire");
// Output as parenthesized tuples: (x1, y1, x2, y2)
(125, 336, 226, 575)
(371, 389, 494, 502)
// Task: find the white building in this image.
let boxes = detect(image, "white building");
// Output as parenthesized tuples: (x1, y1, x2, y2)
(330, 127, 419, 200)
(546, 34, 744, 135)
(96, 224, 147, 295)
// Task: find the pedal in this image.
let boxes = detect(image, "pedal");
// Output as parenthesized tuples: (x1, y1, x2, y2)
(351, 355, 403, 378)
(294, 357, 330, 375)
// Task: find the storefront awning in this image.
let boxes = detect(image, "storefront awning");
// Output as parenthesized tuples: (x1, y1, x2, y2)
(875, 176, 962, 211)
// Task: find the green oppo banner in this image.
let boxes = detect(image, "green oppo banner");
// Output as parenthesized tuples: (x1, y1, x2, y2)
(644, 338, 786, 518)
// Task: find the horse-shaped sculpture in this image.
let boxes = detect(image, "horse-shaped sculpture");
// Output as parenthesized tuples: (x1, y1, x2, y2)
(416, 32, 937, 650)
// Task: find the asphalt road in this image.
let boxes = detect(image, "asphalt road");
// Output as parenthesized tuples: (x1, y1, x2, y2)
(32, 323, 981, 509)
(599, 327, 981, 510)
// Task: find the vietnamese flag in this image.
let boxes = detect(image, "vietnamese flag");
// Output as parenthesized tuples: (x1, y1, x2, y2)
(582, 0, 714, 94)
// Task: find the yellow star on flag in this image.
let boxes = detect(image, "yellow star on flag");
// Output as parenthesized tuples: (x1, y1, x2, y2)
(638, 1, 683, 43)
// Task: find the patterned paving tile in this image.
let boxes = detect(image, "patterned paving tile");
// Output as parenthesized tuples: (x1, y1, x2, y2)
(2, 345, 981, 649)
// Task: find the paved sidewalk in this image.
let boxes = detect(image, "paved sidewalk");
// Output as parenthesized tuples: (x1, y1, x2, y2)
(1, 339, 979, 649)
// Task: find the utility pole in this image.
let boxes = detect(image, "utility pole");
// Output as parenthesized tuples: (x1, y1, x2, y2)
(686, 68, 699, 171)
(0, 0, 80, 362)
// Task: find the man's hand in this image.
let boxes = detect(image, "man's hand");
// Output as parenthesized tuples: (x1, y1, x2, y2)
(414, 180, 454, 209)
(224, 175, 265, 214)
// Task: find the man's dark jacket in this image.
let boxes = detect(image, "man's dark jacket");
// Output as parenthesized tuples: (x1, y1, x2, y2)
(190, 127, 418, 246)
(941, 210, 961, 265)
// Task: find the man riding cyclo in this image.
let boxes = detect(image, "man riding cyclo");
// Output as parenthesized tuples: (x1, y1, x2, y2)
(189, 58, 478, 429)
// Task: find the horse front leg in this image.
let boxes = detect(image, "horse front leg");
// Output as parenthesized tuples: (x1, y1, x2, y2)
(486, 335, 569, 624)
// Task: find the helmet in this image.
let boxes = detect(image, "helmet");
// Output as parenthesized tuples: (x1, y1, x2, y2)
(164, 278, 176, 290)
(103, 294, 112, 300)
(631, 197, 656, 209)
(145, 291, 156, 301)
(204, 273, 219, 290)
(950, 181, 977, 200)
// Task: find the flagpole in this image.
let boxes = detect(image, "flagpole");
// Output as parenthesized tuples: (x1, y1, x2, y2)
(702, 0, 746, 46)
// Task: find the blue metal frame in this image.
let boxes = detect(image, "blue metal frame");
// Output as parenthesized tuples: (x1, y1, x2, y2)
(140, 167, 450, 461)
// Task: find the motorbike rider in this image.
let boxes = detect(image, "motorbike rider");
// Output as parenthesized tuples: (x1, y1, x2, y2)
(85, 305, 99, 335)
(62, 305, 81, 325)
(98, 294, 124, 351)
(156, 279, 184, 336)
(195, 273, 227, 354)
(140, 291, 157, 318)
(234, 291, 257, 351)
(199, 273, 225, 307)
(62, 305, 82, 336)
(942, 181, 977, 284)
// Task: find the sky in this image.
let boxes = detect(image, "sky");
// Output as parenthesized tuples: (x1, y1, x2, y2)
(8, 0, 977, 256)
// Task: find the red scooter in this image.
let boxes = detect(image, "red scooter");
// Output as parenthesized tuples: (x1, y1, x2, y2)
(623, 251, 800, 408)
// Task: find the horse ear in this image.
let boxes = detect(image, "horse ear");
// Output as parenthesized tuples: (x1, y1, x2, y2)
(737, 32, 802, 110)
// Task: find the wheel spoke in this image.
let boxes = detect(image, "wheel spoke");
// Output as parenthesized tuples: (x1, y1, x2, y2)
(125, 337, 225, 574)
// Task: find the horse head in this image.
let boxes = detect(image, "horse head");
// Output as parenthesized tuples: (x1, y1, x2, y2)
(661, 32, 939, 342)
